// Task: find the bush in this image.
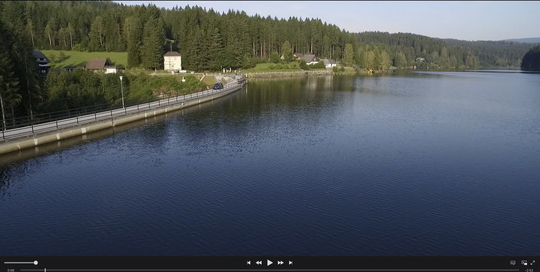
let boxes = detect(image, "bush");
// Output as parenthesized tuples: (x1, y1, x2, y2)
(333, 66, 339, 72)
(275, 64, 283, 69)
(49, 53, 57, 63)
(300, 60, 309, 70)
(269, 64, 276, 70)
(72, 44, 83, 52)
(340, 67, 345, 72)
(311, 62, 325, 69)
(58, 51, 67, 61)
(270, 52, 280, 64)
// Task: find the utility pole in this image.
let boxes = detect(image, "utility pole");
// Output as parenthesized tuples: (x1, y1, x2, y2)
(0, 81, 7, 134)
(119, 76, 125, 108)
(25, 56, 34, 121)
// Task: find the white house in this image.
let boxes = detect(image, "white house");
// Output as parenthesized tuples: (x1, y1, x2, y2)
(323, 59, 337, 68)
(302, 54, 319, 65)
(164, 51, 182, 72)
(105, 66, 119, 74)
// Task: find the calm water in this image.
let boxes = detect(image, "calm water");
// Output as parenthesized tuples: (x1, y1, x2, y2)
(1, 71, 539, 256)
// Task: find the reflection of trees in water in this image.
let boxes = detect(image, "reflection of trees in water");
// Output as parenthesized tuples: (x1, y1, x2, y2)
(0, 159, 41, 199)
(0, 167, 13, 198)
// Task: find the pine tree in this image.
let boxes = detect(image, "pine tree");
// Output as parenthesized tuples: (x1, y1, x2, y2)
(0, 54, 21, 125)
(521, 45, 540, 71)
(394, 51, 407, 68)
(0, 18, 42, 118)
(343, 43, 354, 66)
(281, 41, 292, 62)
(208, 27, 225, 71)
(127, 16, 143, 68)
(89, 16, 105, 51)
(141, 17, 165, 70)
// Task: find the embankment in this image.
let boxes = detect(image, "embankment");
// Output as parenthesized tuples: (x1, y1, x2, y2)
(0, 83, 244, 156)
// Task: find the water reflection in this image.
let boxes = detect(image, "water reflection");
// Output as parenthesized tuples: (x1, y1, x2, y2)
(1, 73, 539, 256)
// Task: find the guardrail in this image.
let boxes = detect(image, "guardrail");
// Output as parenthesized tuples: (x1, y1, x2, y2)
(244, 70, 333, 77)
(1, 76, 246, 141)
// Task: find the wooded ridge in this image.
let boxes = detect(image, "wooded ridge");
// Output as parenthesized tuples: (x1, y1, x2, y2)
(2, 1, 536, 71)
(1, 1, 538, 122)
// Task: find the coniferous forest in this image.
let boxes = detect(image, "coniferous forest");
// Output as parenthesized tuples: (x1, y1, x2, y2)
(521, 45, 540, 71)
(3, 1, 536, 71)
(1, 1, 538, 121)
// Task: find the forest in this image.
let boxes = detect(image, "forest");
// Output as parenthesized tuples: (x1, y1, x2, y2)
(2, 0, 523, 71)
(3, 1, 536, 71)
(1, 0, 538, 122)
(521, 45, 540, 71)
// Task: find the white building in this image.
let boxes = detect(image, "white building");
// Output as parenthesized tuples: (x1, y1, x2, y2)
(323, 59, 337, 68)
(105, 66, 119, 74)
(164, 51, 182, 72)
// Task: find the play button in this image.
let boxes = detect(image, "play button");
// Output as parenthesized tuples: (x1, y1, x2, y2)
(267, 260, 273, 266)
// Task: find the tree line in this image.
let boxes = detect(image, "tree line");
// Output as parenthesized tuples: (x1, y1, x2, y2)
(0, 8, 44, 122)
(1, 0, 538, 122)
(0, 0, 494, 72)
(43, 68, 205, 113)
(442, 38, 535, 67)
(4, 1, 536, 71)
(521, 45, 540, 71)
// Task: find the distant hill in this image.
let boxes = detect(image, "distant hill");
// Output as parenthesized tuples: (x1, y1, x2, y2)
(504, 37, 540, 44)
(440, 38, 534, 67)
(40, 50, 128, 68)
(354, 32, 533, 67)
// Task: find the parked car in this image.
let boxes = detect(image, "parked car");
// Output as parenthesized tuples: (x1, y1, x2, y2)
(213, 83, 224, 90)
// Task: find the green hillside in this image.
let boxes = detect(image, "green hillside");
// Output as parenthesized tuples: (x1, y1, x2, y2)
(40, 50, 128, 68)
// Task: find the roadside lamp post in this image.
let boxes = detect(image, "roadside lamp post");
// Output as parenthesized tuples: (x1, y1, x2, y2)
(119, 75, 125, 109)
(0, 82, 7, 134)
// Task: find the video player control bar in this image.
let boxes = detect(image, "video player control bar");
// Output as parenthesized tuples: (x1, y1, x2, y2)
(19, 269, 521, 272)
(2, 257, 535, 272)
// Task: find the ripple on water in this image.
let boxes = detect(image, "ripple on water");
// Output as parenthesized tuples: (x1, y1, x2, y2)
(1, 74, 539, 256)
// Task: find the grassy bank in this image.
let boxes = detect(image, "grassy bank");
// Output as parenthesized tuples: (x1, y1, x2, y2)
(243, 62, 303, 72)
(40, 50, 128, 68)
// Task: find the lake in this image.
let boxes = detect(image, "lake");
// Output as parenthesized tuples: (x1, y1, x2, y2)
(1, 71, 539, 256)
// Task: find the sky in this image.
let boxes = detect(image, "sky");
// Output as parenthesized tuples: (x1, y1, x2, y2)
(114, 1, 540, 41)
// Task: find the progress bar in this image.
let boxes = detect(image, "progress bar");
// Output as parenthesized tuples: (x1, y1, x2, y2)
(4, 261, 38, 265)
(20, 269, 521, 272)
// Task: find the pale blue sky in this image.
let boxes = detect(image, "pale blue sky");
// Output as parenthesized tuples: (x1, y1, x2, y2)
(114, 1, 540, 41)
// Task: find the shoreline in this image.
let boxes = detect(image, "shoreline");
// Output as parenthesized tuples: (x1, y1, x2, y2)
(0, 81, 245, 157)
(243, 69, 394, 79)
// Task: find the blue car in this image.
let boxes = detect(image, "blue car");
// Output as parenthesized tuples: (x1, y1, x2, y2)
(213, 83, 223, 90)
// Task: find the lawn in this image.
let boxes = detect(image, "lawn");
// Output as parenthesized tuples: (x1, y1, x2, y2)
(243, 62, 303, 72)
(201, 75, 217, 86)
(40, 50, 128, 68)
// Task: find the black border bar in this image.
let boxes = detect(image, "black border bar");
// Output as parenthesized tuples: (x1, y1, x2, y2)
(1, 257, 536, 271)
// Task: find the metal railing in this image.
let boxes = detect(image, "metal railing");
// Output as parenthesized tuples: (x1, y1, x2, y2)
(245, 70, 333, 75)
(1, 76, 246, 141)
